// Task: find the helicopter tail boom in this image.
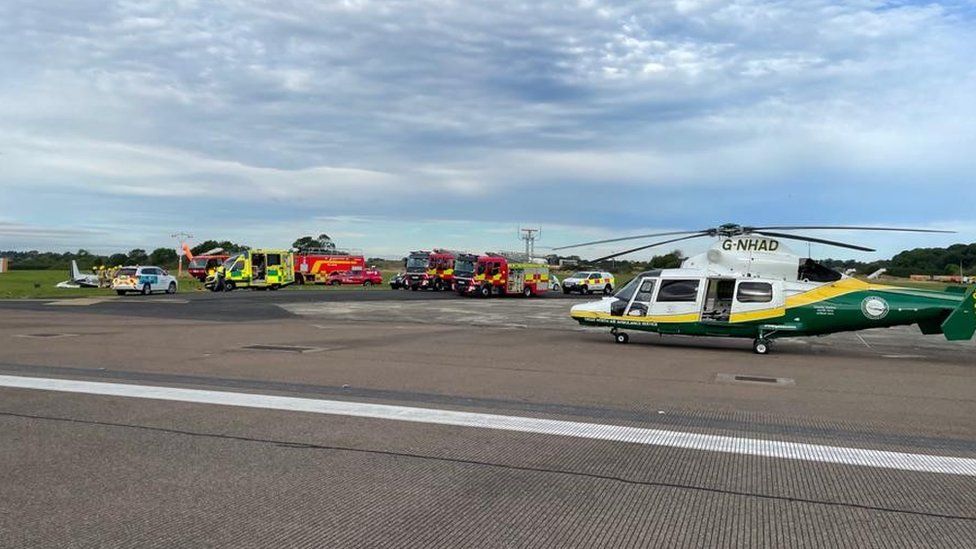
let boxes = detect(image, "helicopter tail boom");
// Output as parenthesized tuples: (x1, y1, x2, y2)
(941, 286, 976, 341)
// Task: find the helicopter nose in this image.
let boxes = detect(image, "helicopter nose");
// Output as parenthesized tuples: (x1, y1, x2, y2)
(570, 297, 614, 318)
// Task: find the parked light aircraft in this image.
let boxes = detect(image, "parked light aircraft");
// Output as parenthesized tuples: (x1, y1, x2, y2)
(55, 260, 101, 289)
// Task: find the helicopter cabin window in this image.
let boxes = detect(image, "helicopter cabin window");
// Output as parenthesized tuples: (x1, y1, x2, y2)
(656, 279, 700, 302)
(702, 279, 735, 321)
(736, 281, 773, 303)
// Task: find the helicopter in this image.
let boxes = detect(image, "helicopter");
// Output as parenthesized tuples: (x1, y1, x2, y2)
(557, 224, 976, 354)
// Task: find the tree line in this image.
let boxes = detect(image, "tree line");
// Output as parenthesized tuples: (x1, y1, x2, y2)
(821, 243, 976, 278)
(0, 240, 249, 271)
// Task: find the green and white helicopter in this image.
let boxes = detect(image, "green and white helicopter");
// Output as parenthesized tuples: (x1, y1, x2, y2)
(558, 224, 975, 354)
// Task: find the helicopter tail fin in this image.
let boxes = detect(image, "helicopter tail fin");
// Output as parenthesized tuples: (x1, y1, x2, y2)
(941, 286, 976, 341)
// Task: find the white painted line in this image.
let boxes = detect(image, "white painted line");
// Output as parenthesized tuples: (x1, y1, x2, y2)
(2, 374, 974, 477)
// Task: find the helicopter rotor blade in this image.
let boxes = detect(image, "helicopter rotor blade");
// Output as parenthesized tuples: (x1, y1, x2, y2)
(752, 231, 875, 252)
(590, 233, 710, 263)
(552, 230, 707, 251)
(747, 226, 954, 234)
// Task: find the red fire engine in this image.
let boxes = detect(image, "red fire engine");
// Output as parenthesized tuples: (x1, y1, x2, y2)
(187, 254, 229, 281)
(454, 253, 550, 297)
(295, 248, 366, 284)
(428, 249, 462, 291)
(403, 249, 463, 290)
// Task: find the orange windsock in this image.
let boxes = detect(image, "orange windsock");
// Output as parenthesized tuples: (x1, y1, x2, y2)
(182, 243, 194, 261)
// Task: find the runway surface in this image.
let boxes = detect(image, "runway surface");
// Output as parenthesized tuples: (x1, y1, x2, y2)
(1, 290, 974, 547)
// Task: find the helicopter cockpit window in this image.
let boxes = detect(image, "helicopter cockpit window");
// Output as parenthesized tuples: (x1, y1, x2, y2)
(797, 258, 842, 282)
(736, 281, 773, 303)
(656, 279, 700, 302)
(612, 270, 660, 302)
(611, 277, 657, 316)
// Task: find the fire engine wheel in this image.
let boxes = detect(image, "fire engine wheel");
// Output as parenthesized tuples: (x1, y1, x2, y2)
(753, 338, 771, 355)
(295, 274, 304, 285)
(479, 285, 491, 298)
(363, 280, 373, 287)
(330, 280, 341, 286)
(614, 332, 629, 344)
(166, 282, 177, 294)
(522, 286, 533, 298)
(141, 284, 151, 296)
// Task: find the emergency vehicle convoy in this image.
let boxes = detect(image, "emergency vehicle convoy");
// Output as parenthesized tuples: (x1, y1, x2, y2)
(205, 249, 295, 291)
(295, 248, 366, 284)
(454, 252, 551, 297)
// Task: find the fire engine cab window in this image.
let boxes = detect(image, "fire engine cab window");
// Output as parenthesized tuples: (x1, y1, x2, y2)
(736, 282, 773, 303)
(656, 279, 700, 302)
(490, 264, 500, 276)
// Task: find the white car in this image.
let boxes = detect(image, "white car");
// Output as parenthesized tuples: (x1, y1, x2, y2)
(111, 266, 179, 295)
(562, 271, 616, 295)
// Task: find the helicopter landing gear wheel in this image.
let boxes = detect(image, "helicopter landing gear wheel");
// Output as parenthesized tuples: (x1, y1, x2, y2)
(614, 332, 629, 344)
(752, 338, 771, 355)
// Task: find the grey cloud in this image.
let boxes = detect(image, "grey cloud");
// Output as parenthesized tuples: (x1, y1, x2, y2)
(1, 0, 974, 251)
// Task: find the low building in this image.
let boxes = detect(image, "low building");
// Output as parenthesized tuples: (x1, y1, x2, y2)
(0, 257, 8, 273)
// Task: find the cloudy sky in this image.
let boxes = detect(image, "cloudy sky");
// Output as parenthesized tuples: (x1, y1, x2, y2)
(1, 0, 974, 260)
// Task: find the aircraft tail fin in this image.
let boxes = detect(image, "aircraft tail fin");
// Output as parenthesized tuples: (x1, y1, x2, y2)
(941, 286, 976, 341)
(70, 260, 82, 281)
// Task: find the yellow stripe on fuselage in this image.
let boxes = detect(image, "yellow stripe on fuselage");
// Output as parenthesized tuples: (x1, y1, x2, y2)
(784, 278, 893, 309)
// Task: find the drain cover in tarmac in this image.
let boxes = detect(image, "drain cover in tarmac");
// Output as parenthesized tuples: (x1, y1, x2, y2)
(241, 344, 325, 354)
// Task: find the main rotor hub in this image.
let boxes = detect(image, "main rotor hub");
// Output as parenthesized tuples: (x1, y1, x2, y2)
(713, 224, 747, 237)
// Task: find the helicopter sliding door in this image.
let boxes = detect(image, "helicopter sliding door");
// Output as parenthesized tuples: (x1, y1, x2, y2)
(702, 279, 736, 322)
(730, 280, 785, 322)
